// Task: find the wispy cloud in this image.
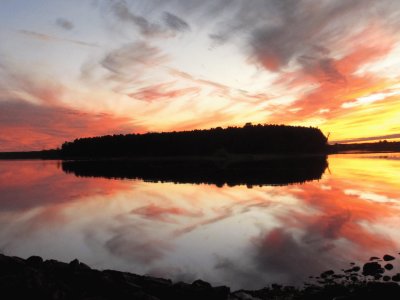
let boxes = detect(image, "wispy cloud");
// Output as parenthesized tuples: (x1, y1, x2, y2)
(17, 29, 98, 47)
(163, 12, 190, 32)
(108, 0, 190, 37)
(128, 82, 200, 102)
(101, 41, 167, 81)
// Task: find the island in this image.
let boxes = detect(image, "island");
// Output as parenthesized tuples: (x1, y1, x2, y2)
(0, 124, 328, 159)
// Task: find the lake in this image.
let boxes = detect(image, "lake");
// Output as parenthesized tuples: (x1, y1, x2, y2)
(0, 153, 399, 289)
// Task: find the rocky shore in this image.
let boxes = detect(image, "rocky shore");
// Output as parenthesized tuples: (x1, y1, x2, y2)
(2, 253, 400, 299)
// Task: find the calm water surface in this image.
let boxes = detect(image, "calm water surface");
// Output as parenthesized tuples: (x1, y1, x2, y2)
(1, 154, 400, 289)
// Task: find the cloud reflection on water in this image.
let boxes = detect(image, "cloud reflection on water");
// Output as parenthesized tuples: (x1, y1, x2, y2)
(0, 154, 399, 289)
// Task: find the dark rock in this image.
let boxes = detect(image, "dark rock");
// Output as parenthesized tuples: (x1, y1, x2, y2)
(392, 273, 400, 282)
(3, 253, 400, 300)
(384, 263, 394, 270)
(79, 262, 91, 270)
(69, 258, 80, 267)
(0, 254, 26, 276)
(350, 276, 358, 282)
(351, 266, 360, 272)
(374, 274, 383, 280)
(43, 259, 69, 271)
(383, 254, 396, 261)
(26, 255, 43, 267)
(344, 268, 353, 273)
(212, 285, 231, 298)
(172, 281, 229, 300)
(370, 256, 380, 261)
(231, 291, 260, 299)
(362, 262, 385, 276)
(320, 270, 335, 278)
(192, 279, 212, 288)
(363, 282, 400, 299)
(271, 283, 282, 290)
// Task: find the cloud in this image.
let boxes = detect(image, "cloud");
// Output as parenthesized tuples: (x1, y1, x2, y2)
(214, 257, 265, 289)
(169, 68, 229, 90)
(101, 41, 167, 81)
(163, 12, 190, 32)
(55, 18, 74, 30)
(341, 90, 400, 108)
(285, 182, 399, 253)
(103, 208, 177, 265)
(212, 226, 340, 288)
(304, 211, 352, 241)
(105, 230, 171, 264)
(17, 29, 98, 47)
(265, 29, 398, 125)
(250, 228, 332, 284)
(108, 0, 190, 37)
(110, 0, 164, 36)
(130, 203, 202, 223)
(127, 82, 200, 102)
(332, 133, 400, 144)
(209, 0, 392, 72)
(298, 55, 346, 84)
(201, 0, 400, 129)
(0, 158, 130, 213)
(0, 99, 134, 151)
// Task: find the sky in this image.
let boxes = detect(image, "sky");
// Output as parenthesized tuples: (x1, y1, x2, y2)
(1, 0, 400, 151)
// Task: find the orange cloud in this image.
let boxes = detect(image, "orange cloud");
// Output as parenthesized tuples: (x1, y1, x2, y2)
(264, 23, 399, 140)
(0, 100, 137, 151)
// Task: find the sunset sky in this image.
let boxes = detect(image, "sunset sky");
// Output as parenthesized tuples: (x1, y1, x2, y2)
(1, 0, 400, 151)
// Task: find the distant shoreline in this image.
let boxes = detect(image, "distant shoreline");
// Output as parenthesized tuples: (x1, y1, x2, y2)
(1, 149, 399, 160)
(0, 151, 329, 160)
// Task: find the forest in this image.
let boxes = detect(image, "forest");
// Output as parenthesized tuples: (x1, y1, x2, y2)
(60, 124, 328, 157)
(330, 140, 400, 153)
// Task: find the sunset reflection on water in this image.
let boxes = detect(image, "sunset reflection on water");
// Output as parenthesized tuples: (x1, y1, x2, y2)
(0, 154, 399, 289)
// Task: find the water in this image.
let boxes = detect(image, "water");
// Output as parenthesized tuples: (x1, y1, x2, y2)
(0, 154, 399, 289)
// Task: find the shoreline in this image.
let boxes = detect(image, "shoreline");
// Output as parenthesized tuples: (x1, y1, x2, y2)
(0, 151, 330, 161)
(2, 253, 400, 300)
(1, 149, 399, 161)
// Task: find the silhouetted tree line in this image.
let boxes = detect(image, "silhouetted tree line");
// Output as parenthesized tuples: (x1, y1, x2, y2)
(0, 149, 60, 160)
(61, 124, 328, 157)
(330, 140, 400, 153)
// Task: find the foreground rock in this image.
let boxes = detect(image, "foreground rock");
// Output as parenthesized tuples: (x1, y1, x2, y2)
(0, 254, 229, 300)
(2, 254, 400, 299)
